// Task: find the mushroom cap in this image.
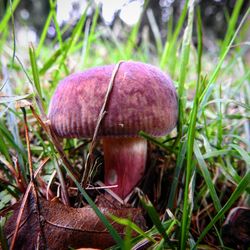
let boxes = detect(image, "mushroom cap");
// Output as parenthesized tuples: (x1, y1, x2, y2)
(48, 61, 178, 138)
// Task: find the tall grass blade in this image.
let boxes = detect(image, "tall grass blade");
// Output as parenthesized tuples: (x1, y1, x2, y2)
(219, 0, 244, 57)
(160, 0, 189, 71)
(36, 11, 53, 56)
(29, 45, 43, 100)
(63, 164, 124, 248)
(180, 4, 201, 249)
(82, 4, 99, 67)
(194, 140, 222, 212)
(167, 141, 187, 210)
(147, 8, 163, 56)
(110, 215, 156, 244)
(55, 5, 89, 78)
(39, 46, 65, 75)
(199, 7, 250, 112)
(0, 0, 20, 34)
(229, 144, 250, 168)
(176, 0, 194, 142)
(137, 190, 173, 249)
(193, 170, 250, 248)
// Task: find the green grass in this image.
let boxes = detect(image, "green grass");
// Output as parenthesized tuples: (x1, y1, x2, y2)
(0, 1, 250, 249)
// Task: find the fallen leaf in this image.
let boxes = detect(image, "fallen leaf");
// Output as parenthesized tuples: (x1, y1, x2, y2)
(1, 193, 146, 250)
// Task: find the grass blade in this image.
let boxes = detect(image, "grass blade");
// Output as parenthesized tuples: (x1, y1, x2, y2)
(55, 4, 89, 79)
(82, 4, 100, 67)
(229, 144, 250, 168)
(63, 164, 124, 248)
(179, 1, 196, 248)
(0, 0, 20, 34)
(137, 190, 173, 248)
(193, 170, 250, 248)
(194, 140, 222, 212)
(36, 11, 53, 56)
(29, 45, 43, 100)
(167, 140, 187, 210)
(110, 215, 157, 245)
(219, 0, 245, 57)
(160, 0, 188, 71)
(176, 0, 194, 143)
(199, 7, 250, 111)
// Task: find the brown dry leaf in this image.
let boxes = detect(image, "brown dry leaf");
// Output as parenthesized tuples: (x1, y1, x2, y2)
(1, 193, 146, 250)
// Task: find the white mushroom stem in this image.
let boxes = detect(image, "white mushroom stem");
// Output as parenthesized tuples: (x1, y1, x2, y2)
(102, 137, 147, 199)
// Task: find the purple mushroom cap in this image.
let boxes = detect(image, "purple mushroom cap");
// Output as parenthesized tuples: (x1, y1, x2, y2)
(48, 61, 178, 138)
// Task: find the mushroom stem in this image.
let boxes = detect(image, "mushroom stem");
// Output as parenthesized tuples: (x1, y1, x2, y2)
(103, 137, 147, 199)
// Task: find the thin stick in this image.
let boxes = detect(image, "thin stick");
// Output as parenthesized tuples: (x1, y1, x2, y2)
(82, 61, 124, 186)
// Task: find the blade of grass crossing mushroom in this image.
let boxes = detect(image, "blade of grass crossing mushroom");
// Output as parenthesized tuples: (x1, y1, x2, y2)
(180, 5, 201, 249)
(193, 170, 250, 248)
(63, 165, 124, 248)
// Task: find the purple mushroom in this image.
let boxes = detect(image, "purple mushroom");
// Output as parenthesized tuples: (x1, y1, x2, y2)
(48, 61, 178, 199)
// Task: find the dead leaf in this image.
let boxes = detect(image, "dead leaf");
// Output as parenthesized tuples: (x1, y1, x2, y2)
(1, 193, 146, 250)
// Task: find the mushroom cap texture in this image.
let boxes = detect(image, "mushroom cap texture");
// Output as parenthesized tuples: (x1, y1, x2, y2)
(48, 61, 178, 138)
